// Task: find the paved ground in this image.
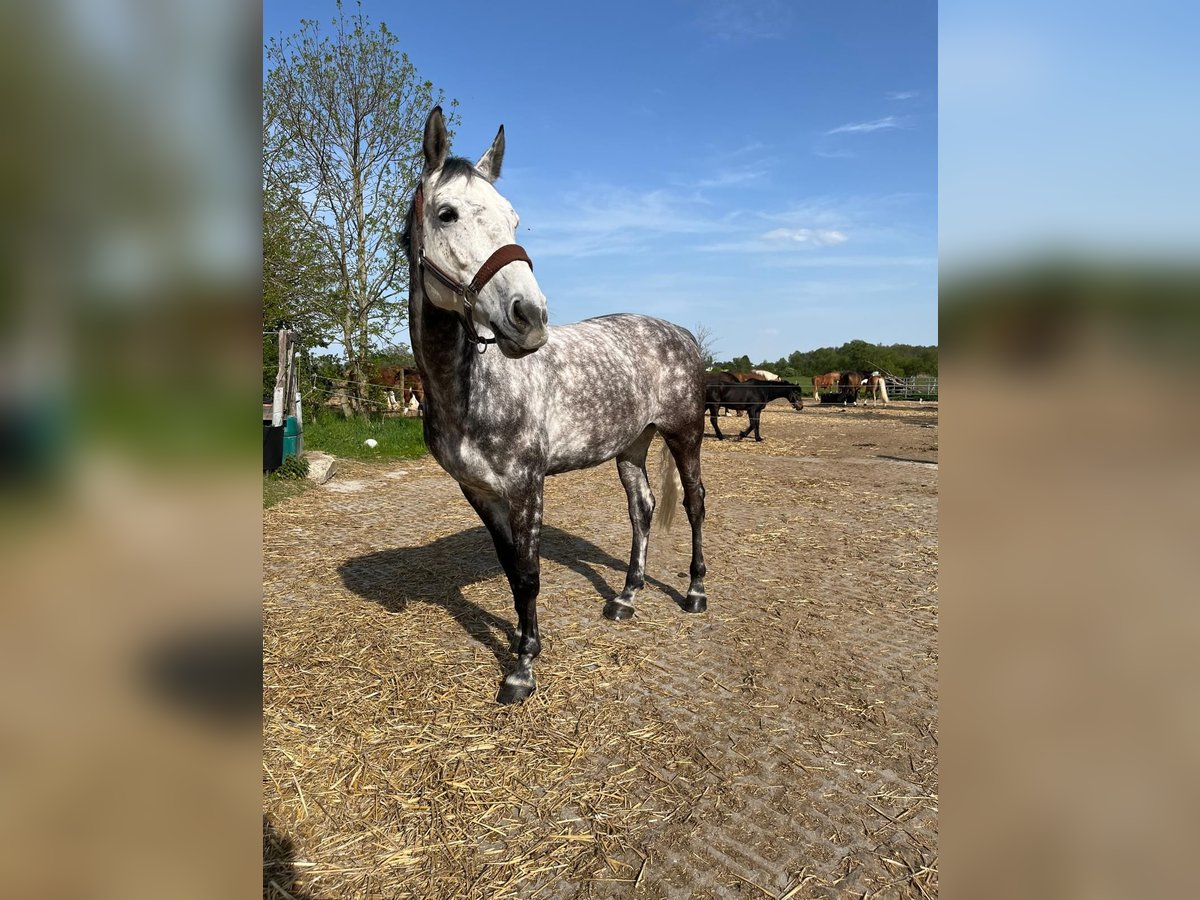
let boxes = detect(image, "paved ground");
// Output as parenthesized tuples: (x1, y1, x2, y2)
(264, 400, 938, 898)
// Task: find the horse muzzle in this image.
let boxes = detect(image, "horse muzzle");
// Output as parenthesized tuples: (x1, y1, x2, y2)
(490, 293, 547, 358)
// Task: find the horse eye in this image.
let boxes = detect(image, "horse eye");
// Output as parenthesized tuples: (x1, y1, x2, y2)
(437, 206, 458, 224)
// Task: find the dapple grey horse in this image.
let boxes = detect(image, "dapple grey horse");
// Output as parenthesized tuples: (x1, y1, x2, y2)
(403, 107, 708, 703)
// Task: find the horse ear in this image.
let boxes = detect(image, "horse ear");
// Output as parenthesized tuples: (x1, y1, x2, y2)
(476, 125, 505, 182)
(423, 106, 449, 172)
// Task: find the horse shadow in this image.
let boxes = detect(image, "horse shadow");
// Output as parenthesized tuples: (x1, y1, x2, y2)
(263, 817, 312, 900)
(338, 525, 686, 668)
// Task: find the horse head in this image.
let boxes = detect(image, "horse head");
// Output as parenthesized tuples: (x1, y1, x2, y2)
(786, 383, 804, 412)
(415, 107, 549, 359)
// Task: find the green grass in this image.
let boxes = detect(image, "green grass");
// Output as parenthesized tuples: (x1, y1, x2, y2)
(303, 409, 427, 461)
(264, 474, 311, 509)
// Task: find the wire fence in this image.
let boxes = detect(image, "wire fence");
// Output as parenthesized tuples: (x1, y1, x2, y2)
(264, 352, 423, 415)
(298, 380, 423, 411)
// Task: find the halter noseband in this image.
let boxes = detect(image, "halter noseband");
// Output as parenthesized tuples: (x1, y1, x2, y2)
(413, 184, 534, 351)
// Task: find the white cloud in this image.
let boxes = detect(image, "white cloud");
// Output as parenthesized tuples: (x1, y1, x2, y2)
(887, 91, 919, 101)
(825, 116, 906, 136)
(813, 147, 856, 159)
(763, 227, 849, 246)
(765, 255, 936, 269)
(695, 0, 792, 41)
(693, 167, 768, 189)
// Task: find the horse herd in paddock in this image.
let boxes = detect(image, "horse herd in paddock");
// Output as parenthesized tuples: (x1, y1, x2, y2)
(701, 368, 888, 440)
(370, 107, 905, 704)
(811, 370, 890, 406)
(704, 371, 804, 442)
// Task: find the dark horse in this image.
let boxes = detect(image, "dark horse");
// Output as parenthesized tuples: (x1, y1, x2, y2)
(705, 381, 804, 441)
(705, 371, 745, 417)
(837, 371, 868, 404)
(403, 108, 708, 703)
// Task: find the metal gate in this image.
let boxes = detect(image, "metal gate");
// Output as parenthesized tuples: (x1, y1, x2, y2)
(883, 375, 938, 400)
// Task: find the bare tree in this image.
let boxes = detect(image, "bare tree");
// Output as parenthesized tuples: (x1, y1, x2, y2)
(693, 322, 719, 369)
(264, 1, 457, 414)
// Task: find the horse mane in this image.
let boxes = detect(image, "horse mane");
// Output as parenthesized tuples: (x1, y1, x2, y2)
(401, 156, 482, 260)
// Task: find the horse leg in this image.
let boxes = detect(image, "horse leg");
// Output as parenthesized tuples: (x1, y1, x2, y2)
(604, 426, 656, 621)
(752, 406, 764, 441)
(463, 481, 544, 704)
(737, 409, 755, 440)
(461, 486, 521, 642)
(708, 402, 725, 440)
(662, 430, 707, 613)
(497, 478, 545, 703)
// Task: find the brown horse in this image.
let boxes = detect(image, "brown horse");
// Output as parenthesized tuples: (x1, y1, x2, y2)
(812, 371, 840, 400)
(378, 366, 425, 410)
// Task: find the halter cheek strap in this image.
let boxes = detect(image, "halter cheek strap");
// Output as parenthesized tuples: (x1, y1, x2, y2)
(413, 186, 534, 351)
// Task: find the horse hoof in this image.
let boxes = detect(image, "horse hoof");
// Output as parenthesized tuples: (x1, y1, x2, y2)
(602, 600, 635, 621)
(497, 677, 536, 705)
(682, 593, 708, 614)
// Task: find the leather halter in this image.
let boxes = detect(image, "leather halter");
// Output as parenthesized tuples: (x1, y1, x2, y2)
(413, 184, 534, 351)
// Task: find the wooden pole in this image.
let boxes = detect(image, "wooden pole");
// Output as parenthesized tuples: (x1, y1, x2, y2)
(271, 326, 287, 427)
(284, 331, 297, 420)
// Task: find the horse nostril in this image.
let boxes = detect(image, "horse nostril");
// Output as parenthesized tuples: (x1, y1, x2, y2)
(510, 296, 529, 327)
(510, 296, 547, 333)
(512, 296, 544, 330)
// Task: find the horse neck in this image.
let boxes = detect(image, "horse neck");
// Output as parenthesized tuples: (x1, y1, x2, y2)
(408, 275, 474, 423)
(771, 382, 798, 403)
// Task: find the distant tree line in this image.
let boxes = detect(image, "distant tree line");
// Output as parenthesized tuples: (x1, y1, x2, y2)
(712, 339, 938, 381)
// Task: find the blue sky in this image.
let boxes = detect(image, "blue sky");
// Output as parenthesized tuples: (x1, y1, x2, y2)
(264, 0, 937, 362)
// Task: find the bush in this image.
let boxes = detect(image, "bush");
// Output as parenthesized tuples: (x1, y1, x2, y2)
(270, 455, 310, 480)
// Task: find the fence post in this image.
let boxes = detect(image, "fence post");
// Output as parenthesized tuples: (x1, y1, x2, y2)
(271, 327, 287, 427)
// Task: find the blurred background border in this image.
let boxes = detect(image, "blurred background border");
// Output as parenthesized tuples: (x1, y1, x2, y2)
(1, 0, 1197, 896)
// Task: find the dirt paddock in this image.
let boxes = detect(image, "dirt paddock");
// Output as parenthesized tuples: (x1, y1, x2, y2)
(264, 400, 938, 899)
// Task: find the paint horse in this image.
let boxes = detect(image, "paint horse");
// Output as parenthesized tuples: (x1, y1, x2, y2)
(864, 371, 889, 405)
(403, 107, 709, 703)
(705, 380, 803, 441)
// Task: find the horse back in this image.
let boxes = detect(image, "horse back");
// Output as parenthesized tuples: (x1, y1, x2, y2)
(536, 315, 704, 467)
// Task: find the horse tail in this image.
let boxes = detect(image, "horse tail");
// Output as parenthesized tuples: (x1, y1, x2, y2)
(878, 378, 889, 404)
(656, 437, 682, 533)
